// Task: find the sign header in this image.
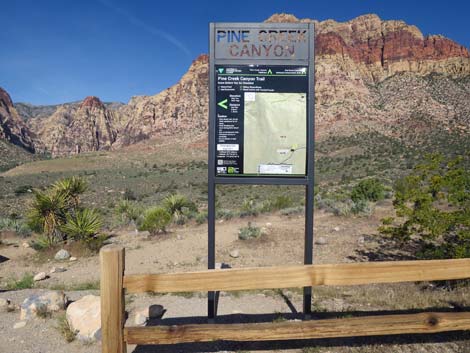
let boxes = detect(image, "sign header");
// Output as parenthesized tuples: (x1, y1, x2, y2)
(214, 24, 309, 60)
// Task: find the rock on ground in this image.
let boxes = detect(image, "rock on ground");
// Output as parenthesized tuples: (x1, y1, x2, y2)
(54, 249, 71, 260)
(66, 295, 101, 343)
(20, 291, 67, 320)
(33, 272, 47, 281)
(315, 237, 328, 245)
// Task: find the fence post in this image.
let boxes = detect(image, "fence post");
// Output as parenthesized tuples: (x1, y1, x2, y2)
(101, 246, 126, 353)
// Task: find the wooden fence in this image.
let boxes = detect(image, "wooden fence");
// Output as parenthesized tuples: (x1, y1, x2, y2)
(100, 246, 470, 353)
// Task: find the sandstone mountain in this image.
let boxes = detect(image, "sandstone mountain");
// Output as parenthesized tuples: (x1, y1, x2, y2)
(113, 13, 470, 147)
(30, 96, 121, 156)
(114, 54, 209, 146)
(0, 87, 35, 153)
(4, 13, 470, 158)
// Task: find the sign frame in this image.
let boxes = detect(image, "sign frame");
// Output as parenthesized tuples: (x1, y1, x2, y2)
(208, 22, 315, 319)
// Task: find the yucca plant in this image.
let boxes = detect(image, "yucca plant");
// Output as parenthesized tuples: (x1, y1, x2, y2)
(60, 208, 103, 243)
(114, 199, 142, 224)
(162, 194, 197, 222)
(27, 190, 67, 245)
(53, 176, 88, 208)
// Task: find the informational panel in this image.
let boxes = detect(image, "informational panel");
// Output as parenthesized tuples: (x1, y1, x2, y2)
(210, 23, 313, 179)
(215, 65, 308, 176)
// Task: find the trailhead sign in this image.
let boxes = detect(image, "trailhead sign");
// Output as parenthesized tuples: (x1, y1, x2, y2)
(211, 23, 312, 178)
(208, 22, 315, 318)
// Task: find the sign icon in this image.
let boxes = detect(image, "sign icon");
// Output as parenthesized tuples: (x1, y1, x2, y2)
(218, 68, 224, 74)
(267, 69, 273, 75)
(217, 98, 228, 109)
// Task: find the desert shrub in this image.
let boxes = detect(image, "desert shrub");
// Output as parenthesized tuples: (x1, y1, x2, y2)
(195, 211, 208, 225)
(114, 200, 142, 225)
(271, 195, 294, 210)
(351, 199, 374, 216)
(26, 176, 101, 249)
(123, 188, 138, 201)
(238, 222, 261, 240)
(14, 185, 33, 195)
(280, 206, 304, 216)
(60, 208, 105, 250)
(0, 217, 31, 237)
(52, 176, 88, 208)
(216, 208, 234, 220)
(139, 207, 172, 234)
(27, 190, 68, 245)
(239, 198, 259, 217)
(380, 154, 470, 259)
(6, 273, 34, 290)
(163, 194, 197, 223)
(351, 178, 385, 203)
(316, 196, 352, 216)
(56, 314, 77, 342)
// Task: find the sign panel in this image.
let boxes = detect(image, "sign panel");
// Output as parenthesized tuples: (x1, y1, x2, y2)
(215, 26, 309, 60)
(215, 65, 308, 176)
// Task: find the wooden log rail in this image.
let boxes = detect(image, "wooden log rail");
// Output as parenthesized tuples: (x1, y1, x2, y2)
(100, 246, 470, 352)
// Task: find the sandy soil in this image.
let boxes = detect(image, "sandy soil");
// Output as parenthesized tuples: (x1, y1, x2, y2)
(1, 204, 470, 353)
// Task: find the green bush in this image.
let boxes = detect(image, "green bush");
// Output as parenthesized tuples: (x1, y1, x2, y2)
(6, 273, 34, 290)
(351, 178, 385, 203)
(238, 223, 261, 240)
(139, 207, 172, 234)
(380, 154, 470, 259)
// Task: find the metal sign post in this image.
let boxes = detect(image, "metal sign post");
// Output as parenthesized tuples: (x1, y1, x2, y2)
(208, 22, 315, 319)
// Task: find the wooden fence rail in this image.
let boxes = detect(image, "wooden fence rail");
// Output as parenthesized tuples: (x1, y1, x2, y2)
(100, 246, 470, 353)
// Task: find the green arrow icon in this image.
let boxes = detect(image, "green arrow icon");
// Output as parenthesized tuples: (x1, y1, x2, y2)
(218, 68, 224, 74)
(218, 99, 228, 109)
(267, 69, 273, 75)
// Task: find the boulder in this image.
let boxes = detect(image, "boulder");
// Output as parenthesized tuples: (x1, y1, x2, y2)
(229, 249, 239, 258)
(33, 272, 47, 281)
(20, 291, 67, 320)
(132, 304, 165, 325)
(66, 295, 101, 343)
(54, 249, 70, 261)
(50, 267, 67, 274)
(13, 321, 27, 329)
(69, 257, 77, 262)
(315, 237, 328, 245)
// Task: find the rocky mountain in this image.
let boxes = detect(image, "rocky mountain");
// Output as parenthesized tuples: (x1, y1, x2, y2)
(114, 54, 209, 146)
(30, 96, 121, 156)
(14, 101, 125, 122)
(3, 13, 470, 159)
(113, 13, 470, 147)
(0, 87, 35, 153)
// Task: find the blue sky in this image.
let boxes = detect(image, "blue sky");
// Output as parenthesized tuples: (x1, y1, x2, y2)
(1, 0, 469, 105)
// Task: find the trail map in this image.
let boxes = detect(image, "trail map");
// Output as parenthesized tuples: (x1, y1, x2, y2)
(243, 92, 306, 174)
(215, 65, 308, 176)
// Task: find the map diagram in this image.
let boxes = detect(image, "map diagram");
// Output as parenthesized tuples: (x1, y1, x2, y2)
(243, 92, 307, 175)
